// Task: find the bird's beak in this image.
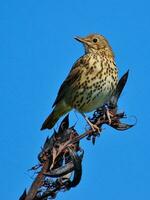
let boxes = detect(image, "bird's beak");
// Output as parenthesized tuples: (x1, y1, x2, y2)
(74, 36, 89, 45)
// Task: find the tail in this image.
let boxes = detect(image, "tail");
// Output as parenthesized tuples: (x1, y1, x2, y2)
(40, 101, 71, 130)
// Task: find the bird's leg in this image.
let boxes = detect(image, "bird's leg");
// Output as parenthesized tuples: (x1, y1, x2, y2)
(81, 113, 100, 133)
(103, 104, 114, 124)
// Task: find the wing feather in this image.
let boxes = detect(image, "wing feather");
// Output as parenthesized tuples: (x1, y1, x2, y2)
(52, 56, 86, 107)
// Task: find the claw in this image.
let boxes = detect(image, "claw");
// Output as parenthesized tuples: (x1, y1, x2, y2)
(90, 123, 100, 132)
(104, 104, 114, 125)
(81, 113, 100, 133)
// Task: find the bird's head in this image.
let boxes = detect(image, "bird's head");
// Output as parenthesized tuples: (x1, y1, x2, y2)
(74, 34, 114, 58)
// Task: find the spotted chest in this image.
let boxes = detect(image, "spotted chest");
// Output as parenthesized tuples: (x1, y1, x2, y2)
(71, 54, 118, 112)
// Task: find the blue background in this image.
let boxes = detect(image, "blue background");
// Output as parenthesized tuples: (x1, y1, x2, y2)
(0, 0, 150, 199)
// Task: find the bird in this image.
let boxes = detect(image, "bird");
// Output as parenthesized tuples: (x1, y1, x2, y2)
(41, 34, 118, 131)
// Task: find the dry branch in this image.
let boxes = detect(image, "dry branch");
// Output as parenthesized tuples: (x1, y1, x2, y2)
(19, 71, 135, 200)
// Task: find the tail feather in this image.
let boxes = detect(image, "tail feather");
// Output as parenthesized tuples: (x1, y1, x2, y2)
(40, 110, 59, 130)
(40, 101, 71, 130)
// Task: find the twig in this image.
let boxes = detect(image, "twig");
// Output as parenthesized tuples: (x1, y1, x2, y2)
(20, 71, 135, 200)
(25, 160, 49, 200)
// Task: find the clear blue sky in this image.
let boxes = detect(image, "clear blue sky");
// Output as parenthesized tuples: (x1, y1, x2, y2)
(0, 0, 150, 199)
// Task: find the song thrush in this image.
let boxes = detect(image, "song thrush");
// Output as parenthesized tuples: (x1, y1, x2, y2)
(41, 34, 118, 131)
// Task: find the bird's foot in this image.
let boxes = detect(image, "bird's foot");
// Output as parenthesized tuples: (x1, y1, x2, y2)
(81, 113, 100, 133)
(104, 104, 114, 125)
(88, 121, 100, 133)
(86, 122, 100, 144)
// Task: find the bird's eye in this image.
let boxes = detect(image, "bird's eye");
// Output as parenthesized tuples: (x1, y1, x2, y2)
(93, 38, 98, 43)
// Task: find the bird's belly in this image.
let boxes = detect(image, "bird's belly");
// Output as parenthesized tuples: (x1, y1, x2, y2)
(73, 79, 115, 113)
(79, 89, 111, 112)
(69, 61, 118, 113)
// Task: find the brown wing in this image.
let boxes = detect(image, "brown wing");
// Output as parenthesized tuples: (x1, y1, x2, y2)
(52, 56, 86, 107)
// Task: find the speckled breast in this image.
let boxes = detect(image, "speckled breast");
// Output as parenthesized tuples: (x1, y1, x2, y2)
(72, 54, 118, 113)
